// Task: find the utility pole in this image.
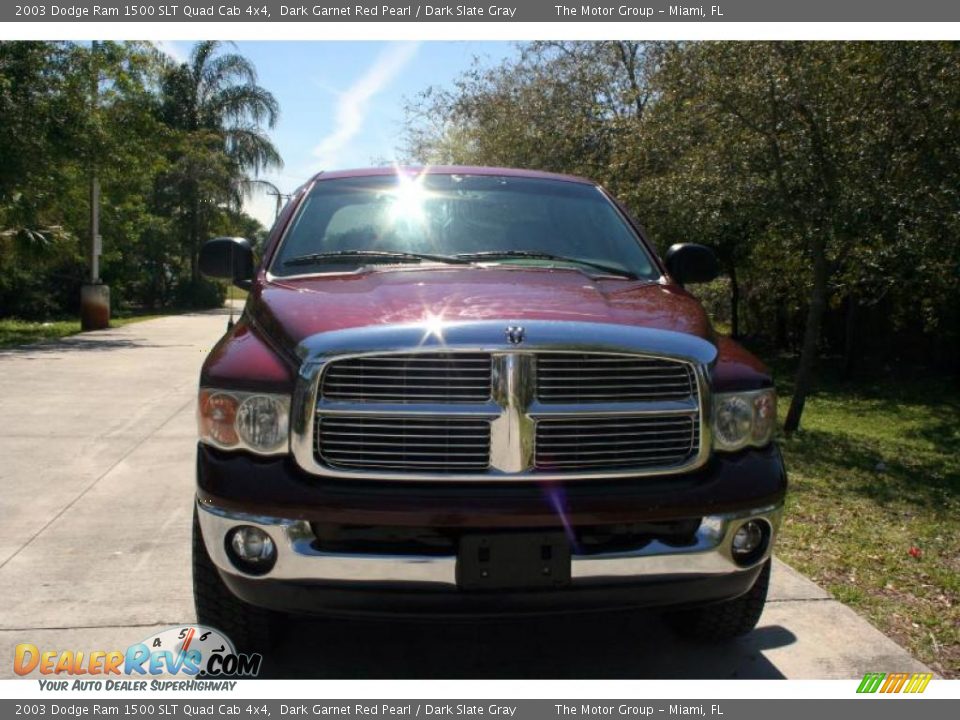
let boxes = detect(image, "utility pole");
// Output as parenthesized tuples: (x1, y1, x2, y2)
(90, 175, 100, 282)
(80, 40, 110, 330)
(265, 188, 292, 220)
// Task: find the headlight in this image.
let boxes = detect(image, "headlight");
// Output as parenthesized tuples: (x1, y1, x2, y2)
(712, 388, 777, 452)
(198, 389, 290, 455)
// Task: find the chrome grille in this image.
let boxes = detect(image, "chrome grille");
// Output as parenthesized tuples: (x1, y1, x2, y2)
(535, 415, 699, 470)
(306, 340, 706, 479)
(321, 353, 492, 403)
(317, 416, 491, 471)
(537, 353, 696, 403)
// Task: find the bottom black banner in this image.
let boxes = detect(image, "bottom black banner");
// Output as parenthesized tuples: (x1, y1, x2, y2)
(1, 700, 954, 720)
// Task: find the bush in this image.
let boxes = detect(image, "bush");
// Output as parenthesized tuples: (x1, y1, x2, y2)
(0, 257, 87, 320)
(687, 276, 731, 330)
(172, 277, 226, 309)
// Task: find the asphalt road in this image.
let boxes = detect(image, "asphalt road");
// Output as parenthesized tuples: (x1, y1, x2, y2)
(0, 308, 932, 679)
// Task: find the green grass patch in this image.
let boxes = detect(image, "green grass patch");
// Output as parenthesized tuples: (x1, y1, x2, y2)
(0, 312, 176, 348)
(771, 360, 959, 676)
(224, 285, 248, 302)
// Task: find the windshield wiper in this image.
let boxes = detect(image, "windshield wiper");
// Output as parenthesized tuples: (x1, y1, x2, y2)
(453, 250, 638, 279)
(282, 250, 471, 268)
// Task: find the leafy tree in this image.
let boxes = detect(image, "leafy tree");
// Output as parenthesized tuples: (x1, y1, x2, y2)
(0, 41, 276, 319)
(644, 42, 960, 430)
(404, 41, 661, 187)
(404, 41, 960, 431)
(0, 41, 169, 315)
(0, 42, 83, 250)
(158, 40, 281, 282)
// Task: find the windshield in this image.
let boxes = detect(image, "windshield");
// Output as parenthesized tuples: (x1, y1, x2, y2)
(270, 173, 658, 279)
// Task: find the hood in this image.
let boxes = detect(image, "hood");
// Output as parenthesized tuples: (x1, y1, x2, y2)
(250, 266, 715, 356)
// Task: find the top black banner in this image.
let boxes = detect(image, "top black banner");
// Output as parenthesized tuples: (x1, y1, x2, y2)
(6, 0, 960, 23)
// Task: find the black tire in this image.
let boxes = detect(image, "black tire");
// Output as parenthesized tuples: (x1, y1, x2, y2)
(192, 506, 281, 655)
(666, 560, 771, 642)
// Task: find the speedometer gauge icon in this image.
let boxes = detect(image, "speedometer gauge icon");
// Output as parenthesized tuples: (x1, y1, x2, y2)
(139, 625, 237, 675)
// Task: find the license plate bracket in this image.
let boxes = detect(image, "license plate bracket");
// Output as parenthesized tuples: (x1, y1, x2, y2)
(457, 531, 571, 591)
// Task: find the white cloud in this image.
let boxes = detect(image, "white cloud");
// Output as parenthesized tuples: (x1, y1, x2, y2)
(311, 42, 420, 170)
(155, 41, 188, 63)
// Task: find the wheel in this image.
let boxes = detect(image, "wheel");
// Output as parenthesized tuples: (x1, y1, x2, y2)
(192, 506, 281, 655)
(666, 560, 771, 642)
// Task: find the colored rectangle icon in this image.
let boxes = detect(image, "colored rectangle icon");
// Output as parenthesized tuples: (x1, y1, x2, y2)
(857, 672, 933, 694)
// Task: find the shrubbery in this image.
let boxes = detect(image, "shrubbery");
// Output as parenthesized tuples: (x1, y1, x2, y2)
(0, 40, 278, 319)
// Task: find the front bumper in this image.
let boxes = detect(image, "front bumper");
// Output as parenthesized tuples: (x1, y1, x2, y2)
(196, 443, 786, 616)
(197, 500, 782, 617)
(196, 443, 787, 527)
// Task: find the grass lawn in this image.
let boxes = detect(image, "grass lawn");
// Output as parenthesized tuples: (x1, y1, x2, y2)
(0, 313, 174, 348)
(771, 360, 959, 677)
(224, 285, 248, 302)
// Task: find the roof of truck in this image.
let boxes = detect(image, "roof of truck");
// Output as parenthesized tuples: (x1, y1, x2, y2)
(309, 165, 596, 186)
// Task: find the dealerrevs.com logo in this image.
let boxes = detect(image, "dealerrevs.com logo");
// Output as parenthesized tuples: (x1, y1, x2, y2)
(14, 626, 262, 682)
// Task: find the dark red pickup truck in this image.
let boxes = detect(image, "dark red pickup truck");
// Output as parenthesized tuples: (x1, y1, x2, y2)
(193, 166, 785, 651)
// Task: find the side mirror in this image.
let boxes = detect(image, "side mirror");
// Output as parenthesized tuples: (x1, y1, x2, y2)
(199, 237, 255, 289)
(664, 243, 719, 285)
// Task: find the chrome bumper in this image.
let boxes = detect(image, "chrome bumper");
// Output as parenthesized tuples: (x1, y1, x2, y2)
(198, 501, 783, 586)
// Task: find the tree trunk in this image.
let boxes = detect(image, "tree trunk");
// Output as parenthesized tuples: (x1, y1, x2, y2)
(842, 293, 858, 378)
(784, 240, 829, 434)
(190, 189, 201, 283)
(729, 266, 741, 338)
(775, 293, 788, 349)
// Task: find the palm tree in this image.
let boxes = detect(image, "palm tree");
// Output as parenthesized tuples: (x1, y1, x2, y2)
(159, 41, 281, 281)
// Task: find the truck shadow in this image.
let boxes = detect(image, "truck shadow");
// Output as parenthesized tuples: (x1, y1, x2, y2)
(261, 612, 794, 679)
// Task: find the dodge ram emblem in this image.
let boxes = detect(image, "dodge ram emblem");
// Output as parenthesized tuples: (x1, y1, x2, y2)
(506, 326, 525, 345)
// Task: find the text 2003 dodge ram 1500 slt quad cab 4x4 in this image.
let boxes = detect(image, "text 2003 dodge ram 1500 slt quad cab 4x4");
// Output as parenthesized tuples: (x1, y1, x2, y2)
(194, 166, 786, 650)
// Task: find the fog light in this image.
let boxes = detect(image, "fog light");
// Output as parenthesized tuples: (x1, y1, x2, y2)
(731, 520, 768, 566)
(226, 526, 276, 575)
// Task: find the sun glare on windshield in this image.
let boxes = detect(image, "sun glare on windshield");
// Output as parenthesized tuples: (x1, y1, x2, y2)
(387, 170, 431, 228)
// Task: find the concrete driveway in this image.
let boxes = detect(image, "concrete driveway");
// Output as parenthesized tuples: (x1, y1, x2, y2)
(0, 309, 931, 678)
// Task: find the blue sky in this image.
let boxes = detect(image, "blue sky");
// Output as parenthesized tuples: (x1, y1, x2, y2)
(159, 41, 514, 228)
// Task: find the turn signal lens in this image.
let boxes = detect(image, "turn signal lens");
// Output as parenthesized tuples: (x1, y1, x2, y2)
(712, 388, 777, 452)
(198, 389, 289, 455)
(198, 390, 239, 447)
(752, 392, 777, 445)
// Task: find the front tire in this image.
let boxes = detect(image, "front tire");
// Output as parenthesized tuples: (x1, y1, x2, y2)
(666, 560, 771, 642)
(192, 506, 280, 654)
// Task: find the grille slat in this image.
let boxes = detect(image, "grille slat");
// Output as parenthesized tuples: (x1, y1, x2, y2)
(333, 357, 492, 363)
(320, 447, 489, 456)
(531, 456, 691, 468)
(538, 445, 693, 456)
(535, 415, 697, 470)
(322, 353, 492, 403)
(537, 425, 694, 435)
(319, 426, 487, 432)
(325, 374, 489, 381)
(323, 384, 490, 390)
(537, 353, 695, 404)
(539, 390, 693, 397)
(322, 437, 488, 447)
(327, 460, 488, 468)
(317, 416, 491, 472)
(538, 437, 695, 448)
